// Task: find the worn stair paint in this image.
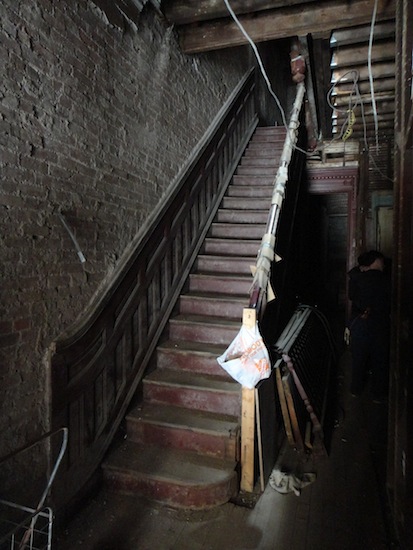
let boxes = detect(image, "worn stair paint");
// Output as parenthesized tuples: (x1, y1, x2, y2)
(156, 340, 228, 377)
(188, 272, 251, 295)
(126, 403, 239, 459)
(215, 208, 267, 224)
(102, 126, 284, 509)
(203, 237, 261, 256)
(222, 196, 270, 209)
(179, 292, 246, 317)
(104, 442, 238, 509)
(209, 222, 267, 239)
(143, 370, 241, 417)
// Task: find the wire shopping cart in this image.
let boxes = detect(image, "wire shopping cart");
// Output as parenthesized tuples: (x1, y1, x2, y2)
(0, 428, 67, 550)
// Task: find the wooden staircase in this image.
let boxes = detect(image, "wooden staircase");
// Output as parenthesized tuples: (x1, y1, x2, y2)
(102, 126, 287, 509)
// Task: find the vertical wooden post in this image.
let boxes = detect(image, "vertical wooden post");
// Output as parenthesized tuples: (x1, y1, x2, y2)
(240, 308, 256, 492)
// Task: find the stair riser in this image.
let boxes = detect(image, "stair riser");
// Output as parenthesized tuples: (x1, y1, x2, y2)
(126, 421, 239, 461)
(209, 225, 266, 240)
(157, 348, 231, 380)
(180, 295, 245, 318)
(144, 384, 241, 416)
(227, 187, 273, 198)
(232, 175, 274, 186)
(156, 347, 230, 378)
(240, 158, 279, 167)
(244, 148, 284, 157)
(203, 239, 260, 256)
(216, 210, 268, 224)
(247, 144, 285, 153)
(196, 256, 253, 275)
(222, 197, 269, 210)
(236, 166, 277, 176)
(249, 135, 286, 143)
(189, 275, 251, 295)
(103, 469, 238, 510)
(169, 320, 239, 345)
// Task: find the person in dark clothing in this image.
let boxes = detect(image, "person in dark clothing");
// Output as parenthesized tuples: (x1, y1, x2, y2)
(347, 250, 391, 403)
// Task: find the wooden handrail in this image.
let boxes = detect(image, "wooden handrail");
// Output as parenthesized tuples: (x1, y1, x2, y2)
(249, 82, 306, 312)
(240, 82, 307, 492)
(50, 69, 258, 509)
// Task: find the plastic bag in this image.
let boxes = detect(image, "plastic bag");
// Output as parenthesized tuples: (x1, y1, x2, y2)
(217, 322, 271, 388)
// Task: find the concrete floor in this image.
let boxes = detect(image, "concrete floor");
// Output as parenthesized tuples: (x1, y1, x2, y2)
(54, 349, 397, 550)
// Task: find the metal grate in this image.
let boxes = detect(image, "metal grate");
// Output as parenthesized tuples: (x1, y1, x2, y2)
(273, 305, 337, 455)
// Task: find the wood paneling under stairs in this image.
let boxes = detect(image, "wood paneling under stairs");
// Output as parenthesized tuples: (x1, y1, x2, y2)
(102, 126, 286, 509)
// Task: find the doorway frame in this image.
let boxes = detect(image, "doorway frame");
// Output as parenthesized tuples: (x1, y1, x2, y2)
(307, 165, 358, 319)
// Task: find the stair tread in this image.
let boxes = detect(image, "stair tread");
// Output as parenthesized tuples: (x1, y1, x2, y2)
(145, 368, 240, 393)
(170, 313, 241, 326)
(197, 253, 256, 261)
(223, 197, 269, 203)
(191, 272, 252, 280)
(211, 222, 267, 228)
(157, 338, 227, 356)
(228, 187, 274, 193)
(217, 207, 268, 213)
(181, 290, 247, 301)
(205, 237, 261, 244)
(104, 441, 236, 483)
(127, 403, 238, 434)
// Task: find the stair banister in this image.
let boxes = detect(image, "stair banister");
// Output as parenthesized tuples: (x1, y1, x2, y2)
(241, 81, 306, 493)
(249, 81, 306, 311)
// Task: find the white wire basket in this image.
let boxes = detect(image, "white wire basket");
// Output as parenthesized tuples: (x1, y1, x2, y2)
(0, 428, 67, 550)
(0, 500, 52, 550)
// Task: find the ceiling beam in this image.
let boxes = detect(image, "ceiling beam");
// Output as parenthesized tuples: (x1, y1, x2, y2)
(163, 0, 320, 25)
(332, 61, 395, 83)
(331, 42, 395, 68)
(178, 0, 396, 54)
(330, 20, 395, 46)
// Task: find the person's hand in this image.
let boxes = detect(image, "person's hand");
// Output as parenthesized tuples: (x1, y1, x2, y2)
(344, 327, 350, 346)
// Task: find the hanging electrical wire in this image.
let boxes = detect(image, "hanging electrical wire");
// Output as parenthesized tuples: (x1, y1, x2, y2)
(223, 0, 314, 157)
(368, 0, 380, 150)
(325, 69, 368, 153)
(223, 0, 288, 128)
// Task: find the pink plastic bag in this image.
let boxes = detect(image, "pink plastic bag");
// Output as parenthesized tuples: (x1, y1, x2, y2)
(217, 323, 271, 388)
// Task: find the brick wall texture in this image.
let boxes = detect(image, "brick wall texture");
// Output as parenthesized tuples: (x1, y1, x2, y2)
(0, 0, 251, 471)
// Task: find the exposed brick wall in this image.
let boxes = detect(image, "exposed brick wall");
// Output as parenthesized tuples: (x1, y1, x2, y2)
(0, 0, 251, 487)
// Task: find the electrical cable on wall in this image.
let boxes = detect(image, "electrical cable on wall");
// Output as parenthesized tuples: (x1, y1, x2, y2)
(58, 212, 87, 264)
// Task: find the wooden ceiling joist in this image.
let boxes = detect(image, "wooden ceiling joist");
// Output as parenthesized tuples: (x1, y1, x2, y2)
(330, 20, 395, 46)
(177, 0, 396, 54)
(163, 0, 320, 25)
(331, 42, 395, 68)
(332, 61, 395, 83)
(332, 78, 395, 95)
(333, 94, 395, 109)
